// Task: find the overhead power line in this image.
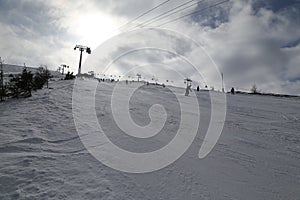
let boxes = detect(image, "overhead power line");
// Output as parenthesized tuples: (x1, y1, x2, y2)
(156, 0, 230, 27)
(119, 0, 172, 31)
(136, 0, 204, 28)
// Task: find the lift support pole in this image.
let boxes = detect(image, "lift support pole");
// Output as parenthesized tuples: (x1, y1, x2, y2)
(74, 45, 91, 77)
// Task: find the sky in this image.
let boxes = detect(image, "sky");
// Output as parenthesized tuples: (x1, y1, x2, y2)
(0, 0, 300, 94)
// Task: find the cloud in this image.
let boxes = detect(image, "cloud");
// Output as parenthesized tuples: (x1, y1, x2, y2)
(178, 0, 300, 94)
(0, 0, 75, 68)
(0, 0, 64, 37)
(0, 0, 299, 94)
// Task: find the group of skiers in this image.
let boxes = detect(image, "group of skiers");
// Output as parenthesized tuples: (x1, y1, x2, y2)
(184, 84, 235, 96)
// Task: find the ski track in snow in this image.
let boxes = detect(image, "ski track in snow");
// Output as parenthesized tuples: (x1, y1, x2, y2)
(0, 79, 300, 200)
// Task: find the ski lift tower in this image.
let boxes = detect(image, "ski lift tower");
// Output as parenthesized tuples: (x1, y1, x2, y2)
(60, 64, 69, 75)
(74, 45, 91, 76)
(221, 72, 225, 92)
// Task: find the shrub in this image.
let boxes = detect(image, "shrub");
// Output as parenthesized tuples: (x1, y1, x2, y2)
(64, 71, 75, 80)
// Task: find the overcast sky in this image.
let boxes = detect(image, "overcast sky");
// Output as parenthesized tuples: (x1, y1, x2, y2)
(0, 0, 299, 94)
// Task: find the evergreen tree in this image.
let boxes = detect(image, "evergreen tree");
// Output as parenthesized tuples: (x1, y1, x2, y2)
(8, 76, 21, 98)
(33, 67, 51, 90)
(19, 68, 33, 97)
(6, 67, 51, 99)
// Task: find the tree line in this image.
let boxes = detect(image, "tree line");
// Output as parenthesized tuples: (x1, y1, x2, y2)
(0, 66, 51, 101)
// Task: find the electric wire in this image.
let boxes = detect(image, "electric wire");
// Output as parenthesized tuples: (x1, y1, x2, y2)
(156, 0, 230, 27)
(118, 0, 172, 31)
(136, 0, 202, 28)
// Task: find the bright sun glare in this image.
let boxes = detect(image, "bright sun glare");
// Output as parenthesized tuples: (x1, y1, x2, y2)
(75, 13, 119, 48)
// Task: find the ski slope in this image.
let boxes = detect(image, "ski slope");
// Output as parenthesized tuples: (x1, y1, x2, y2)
(0, 79, 300, 200)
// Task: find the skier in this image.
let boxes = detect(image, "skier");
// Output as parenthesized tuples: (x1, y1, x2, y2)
(231, 87, 235, 94)
(197, 86, 200, 91)
(185, 84, 192, 96)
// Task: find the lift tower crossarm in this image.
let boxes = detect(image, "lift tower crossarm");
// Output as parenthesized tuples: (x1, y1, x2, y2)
(74, 45, 91, 76)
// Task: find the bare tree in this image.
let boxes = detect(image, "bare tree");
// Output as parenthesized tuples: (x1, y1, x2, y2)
(251, 84, 258, 94)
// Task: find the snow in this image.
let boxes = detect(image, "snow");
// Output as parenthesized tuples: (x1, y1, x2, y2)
(0, 79, 300, 199)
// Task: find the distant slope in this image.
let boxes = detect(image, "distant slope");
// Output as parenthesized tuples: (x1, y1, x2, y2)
(2, 63, 62, 78)
(2, 64, 38, 74)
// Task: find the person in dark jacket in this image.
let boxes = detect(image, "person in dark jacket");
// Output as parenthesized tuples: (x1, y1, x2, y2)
(231, 87, 235, 94)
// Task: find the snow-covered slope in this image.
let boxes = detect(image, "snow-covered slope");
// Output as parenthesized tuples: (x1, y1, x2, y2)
(0, 79, 300, 199)
(2, 64, 61, 78)
(2, 64, 37, 74)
